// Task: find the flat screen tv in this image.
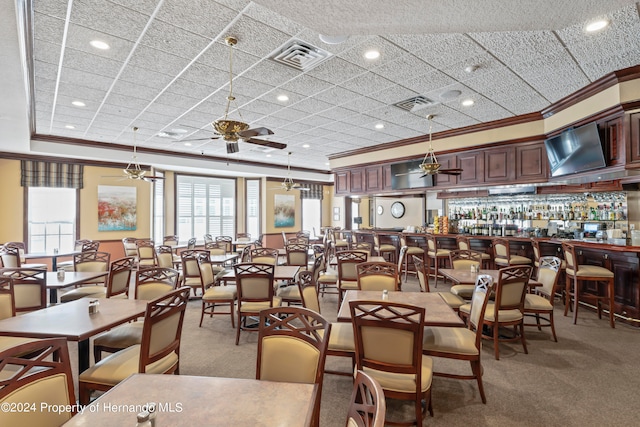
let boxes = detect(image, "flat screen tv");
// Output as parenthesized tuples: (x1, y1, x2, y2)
(390, 160, 433, 190)
(544, 122, 607, 177)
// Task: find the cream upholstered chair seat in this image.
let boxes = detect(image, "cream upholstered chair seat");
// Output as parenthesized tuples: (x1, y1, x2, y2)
(461, 303, 523, 323)
(93, 322, 143, 353)
(439, 292, 466, 310)
(361, 358, 433, 394)
(276, 285, 300, 300)
(567, 265, 614, 277)
(427, 248, 450, 257)
(0, 336, 40, 353)
(450, 284, 475, 299)
(340, 279, 358, 290)
(203, 284, 236, 300)
(423, 327, 478, 356)
(239, 298, 282, 313)
(321, 322, 354, 352)
(524, 294, 553, 310)
(406, 246, 424, 255)
(79, 345, 178, 386)
(60, 285, 106, 302)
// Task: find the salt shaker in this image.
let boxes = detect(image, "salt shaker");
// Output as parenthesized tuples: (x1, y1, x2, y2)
(57, 268, 65, 281)
(136, 411, 152, 427)
(382, 289, 389, 300)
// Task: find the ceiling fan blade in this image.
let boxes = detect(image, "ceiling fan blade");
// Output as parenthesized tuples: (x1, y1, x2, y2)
(298, 187, 310, 191)
(180, 136, 221, 142)
(245, 138, 287, 150)
(394, 171, 420, 177)
(439, 168, 463, 175)
(226, 142, 239, 154)
(239, 127, 274, 138)
(143, 176, 165, 182)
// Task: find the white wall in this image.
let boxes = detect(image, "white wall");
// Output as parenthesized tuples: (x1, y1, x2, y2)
(373, 197, 424, 229)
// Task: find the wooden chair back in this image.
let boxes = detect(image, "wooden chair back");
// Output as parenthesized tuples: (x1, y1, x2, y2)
(456, 235, 471, 251)
(162, 235, 179, 247)
(0, 268, 46, 312)
(347, 370, 386, 427)
(412, 255, 430, 292)
(495, 265, 533, 315)
(337, 251, 368, 282)
(0, 338, 77, 426)
(105, 257, 135, 298)
(286, 243, 309, 266)
(155, 245, 175, 269)
(73, 251, 110, 273)
(234, 263, 276, 306)
(216, 236, 233, 253)
(0, 276, 16, 320)
(203, 234, 213, 244)
(352, 242, 373, 256)
(205, 241, 227, 256)
(356, 262, 398, 292)
(250, 248, 279, 265)
(81, 240, 100, 252)
(134, 267, 179, 300)
(297, 271, 321, 314)
(136, 240, 156, 267)
(122, 237, 138, 257)
(536, 256, 561, 299)
(449, 249, 482, 270)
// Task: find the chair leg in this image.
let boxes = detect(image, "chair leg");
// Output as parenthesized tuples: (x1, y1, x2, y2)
(199, 302, 206, 327)
(519, 322, 528, 354)
(471, 360, 487, 404)
(572, 277, 579, 325)
(229, 302, 235, 328)
(607, 278, 615, 328)
(493, 323, 500, 360)
(564, 275, 571, 317)
(549, 311, 558, 342)
(235, 312, 242, 345)
(79, 383, 91, 405)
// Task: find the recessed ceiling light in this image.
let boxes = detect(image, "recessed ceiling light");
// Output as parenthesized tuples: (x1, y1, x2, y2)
(586, 19, 608, 32)
(364, 50, 380, 60)
(171, 128, 188, 134)
(266, 154, 272, 158)
(464, 65, 479, 73)
(375, 123, 384, 129)
(461, 99, 474, 107)
(184, 142, 192, 147)
(319, 34, 348, 45)
(441, 89, 462, 100)
(302, 144, 310, 148)
(277, 94, 289, 102)
(90, 40, 110, 50)
(325, 162, 330, 166)
(72, 101, 85, 107)
(64, 125, 75, 129)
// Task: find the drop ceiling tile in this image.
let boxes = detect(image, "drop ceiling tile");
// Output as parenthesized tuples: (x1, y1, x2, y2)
(307, 57, 367, 85)
(371, 84, 419, 105)
(242, 98, 283, 115)
(340, 96, 387, 114)
(403, 70, 458, 95)
(34, 60, 59, 82)
(70, 0, 151, 42)
(337, 36, 407, 70)
(280, 122, 314, 133)
(317, 106, 358, 121)
(34, 1, 69, 19)
(165, 78, 216, 100)
(313, 86, 361, 105)
(498, 94, 549, 115)
(339, 72, 395, 97)
(127, 45, 192, 77)
(241, 59, 300, 86)
(412, 34, 486, 68)
(289, 97, 333, 114)
(59, 68, 114, 92)
(278, 74, 334, 97)
(110, 80, 160, 101)
(224, 16, 292, 57)
(139, 20, 212, 59)
(296, 114, 335, 128)
(471, 31, 565, 66)
(53, 102, 97, 119)
(245, 2, 305, 35)
(119, 65, 176, 90)
(62, 49, 123, 78)
(197, 42, 260, 74)
(152, 92, 201, 111)
(99, 103, 143, 119)
(372, 53, 436, 83)
(156, 0, 239, 39)
(270, 107, 309, 122)
(232, 77, 277, 99)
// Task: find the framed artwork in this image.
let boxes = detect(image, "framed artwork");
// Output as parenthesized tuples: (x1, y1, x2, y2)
(333, 207, 340, 221)
(274, 194, 295, 228)
(98, 185, 137, 231)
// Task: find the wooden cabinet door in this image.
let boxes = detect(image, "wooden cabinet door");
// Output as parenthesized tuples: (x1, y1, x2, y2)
(602, 116, 625, 166)
(335, 171, 350, 195)
(516, 143, 548, 181)
(456, 152, 484, 185)
(627, 112, 640, 165)
(350, 168, 365, 193)
(382, 165, 393, 191)
(365, 166, 382, 192)
(484, 146, 515, 183)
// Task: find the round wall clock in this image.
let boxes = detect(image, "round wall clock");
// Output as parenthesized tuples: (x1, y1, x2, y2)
(390, 202, 405, 219)
(377, 205, 384, 215)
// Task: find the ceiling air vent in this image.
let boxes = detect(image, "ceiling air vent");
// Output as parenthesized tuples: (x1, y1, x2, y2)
(269, 39, 332, 72)
(393, 96, 438, 113)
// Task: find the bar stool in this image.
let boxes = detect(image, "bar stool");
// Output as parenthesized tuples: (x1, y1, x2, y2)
(561, 242, 615, 328)
(400, 235, 426, 283)
(492, 238, 531, 268)
(456, 235, 492, 269)
(426, 234, 450, 287)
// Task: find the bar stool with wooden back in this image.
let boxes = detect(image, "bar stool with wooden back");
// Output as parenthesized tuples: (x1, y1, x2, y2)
(375, 232, 400, 263)
(562, 242, 615, 328)
(426, 234, 450, 287)
(400, 234, 426, 283)
(492, 238, 532, 268)
(457, 235, 492, 269)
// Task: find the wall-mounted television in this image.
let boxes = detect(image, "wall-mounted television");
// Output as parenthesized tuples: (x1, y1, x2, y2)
(390, 160, 433, 190)
(544, 122, 607, 177)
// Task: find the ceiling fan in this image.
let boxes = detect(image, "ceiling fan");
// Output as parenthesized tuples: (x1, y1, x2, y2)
(397, 115, 463, 178)
(272, 152, 310, 191)
(103, 127, 165, 182)
(179, 36, 287, 155)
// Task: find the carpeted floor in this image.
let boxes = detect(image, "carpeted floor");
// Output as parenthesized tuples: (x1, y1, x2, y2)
(70, 276, 640, 426)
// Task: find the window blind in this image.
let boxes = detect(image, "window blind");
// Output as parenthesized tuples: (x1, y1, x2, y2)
(21, 160, 84, 188)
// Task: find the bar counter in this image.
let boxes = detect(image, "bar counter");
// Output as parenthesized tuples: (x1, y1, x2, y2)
(401, 232, 640, 325)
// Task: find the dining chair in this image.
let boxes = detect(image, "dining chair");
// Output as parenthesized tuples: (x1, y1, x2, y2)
(0, 267, 46, 312)
(285, 242, 309, 267)
(235, 232, 252, 252)
(524, 256, 562, 341)
(156, 245, 177, 269)
(396, 245, 408, 286)
(337, 250, 368, 306)
(562, 242, 615, 328)
(352, 241, 373, 256)
(205, 241, 227, 256)
(0, 276, 39, 352)
(0, 338, 77, 426)
(79, 287, 191, 405)
(216, 236, 233, 253)
(187, 237, 197, 250)
(356, 261, 398, 292)
(0, 244, 47, 270)
(456, 235, 491, 269)
(122, 237, 138, 257)
(492, 238, 532, 268)
(93, 266, 179, 362)
(234, 263, 280, 345)
(256, 305, 330, 427)
(59, 251, 111, 303)
(400, 234, 426, 282)
(163, 235, 179, 247)
(58, 239, 99, 271)
(181, 250, 211, 297)
(448, 249, 484, 300)
(426, 234, 451, 287)
(297, 271, 355, 377)
(346, 370, 386, 427)
(350, 300, 433, 426)
(413, 255, 465, 312)
(316, 254, 338, 297)
(375, 232, 400, 264)
(60, 255, 132, 302)
(249, 247, 279, 265)
(203, 234, 213, 244)
(199, 257, 237, 328)
(136, 240, 157, 268)
(422, 274, 495, 404)
(461, 265, 533, 360)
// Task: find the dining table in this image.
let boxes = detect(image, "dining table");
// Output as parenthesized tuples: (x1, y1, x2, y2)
(337, 290, 464, 327)
(45, 270, 109, 304)
(23, 249, 81, 271)
(0, 298, 148, 373)
(209, 253, 239, 266)
(62, 374, 317, 427)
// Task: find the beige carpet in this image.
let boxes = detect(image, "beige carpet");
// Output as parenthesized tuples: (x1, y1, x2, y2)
(70, 277, 640, 426)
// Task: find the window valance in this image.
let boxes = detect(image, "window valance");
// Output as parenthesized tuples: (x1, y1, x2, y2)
(300, 184, 323, 200)
(20, 160, 84, 189)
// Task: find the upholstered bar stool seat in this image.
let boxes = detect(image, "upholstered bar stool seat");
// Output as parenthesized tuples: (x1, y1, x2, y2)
(493, 238, 532, 268)
(496, 254, 532, 265)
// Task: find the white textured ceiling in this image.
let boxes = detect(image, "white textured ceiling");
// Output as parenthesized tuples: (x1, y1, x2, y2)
(20, 0, 640, 171)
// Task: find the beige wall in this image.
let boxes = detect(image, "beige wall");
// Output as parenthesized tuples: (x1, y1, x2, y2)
(0, 159, 24, 242)
(163, 171, 175, 235)
(373, 196, 424, 229)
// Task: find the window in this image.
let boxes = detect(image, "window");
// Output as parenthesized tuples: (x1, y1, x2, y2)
(28, 187, 77, 252)
(351, 200, 361, 230)
(177, 175, 235, 241)
(153, 171, 165, 243)
(302, 199, 321, 237)
(246, 179, 260, 239)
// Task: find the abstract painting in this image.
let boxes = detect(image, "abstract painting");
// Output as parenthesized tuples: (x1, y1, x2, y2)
(274, 194, 295, 228)
(98, 185, 137, 231)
